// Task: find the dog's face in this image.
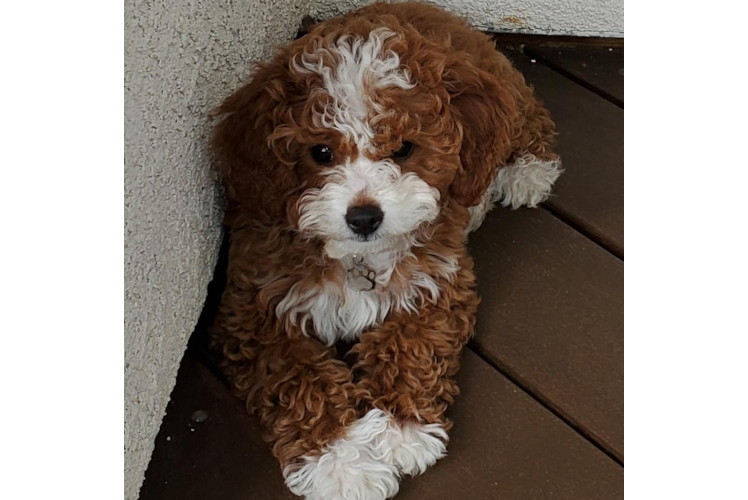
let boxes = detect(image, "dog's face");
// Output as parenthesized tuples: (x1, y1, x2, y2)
(213, 23, 518, 259)
(293, 28, 463, 257)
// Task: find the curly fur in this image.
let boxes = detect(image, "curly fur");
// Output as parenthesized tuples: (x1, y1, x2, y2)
(209, 2, 559, 499)
(467, 153, 564, 232)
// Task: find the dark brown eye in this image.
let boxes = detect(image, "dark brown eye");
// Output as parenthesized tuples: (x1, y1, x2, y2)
(310, 144, 333, 164)
(391, 141, 414, 160)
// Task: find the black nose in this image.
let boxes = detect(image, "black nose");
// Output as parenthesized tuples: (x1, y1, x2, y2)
(345, 205, 384, 236)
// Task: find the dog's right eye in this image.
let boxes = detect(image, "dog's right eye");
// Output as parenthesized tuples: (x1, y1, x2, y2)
(310, 145, 334, 165)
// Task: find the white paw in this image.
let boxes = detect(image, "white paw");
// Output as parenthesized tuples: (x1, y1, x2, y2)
(382, 421, 448, 476)
(283, 409, 448, 500)
(284, 409, 400, 500)
(467, 153, 563, 233)
(493, 154, 563, 209)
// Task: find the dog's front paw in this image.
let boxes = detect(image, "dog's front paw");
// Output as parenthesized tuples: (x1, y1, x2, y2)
(284, 453, 399, 500)
(384, 421, 448, 476)
(283, 410, 449, 499)
(284, 409, 401, 500)
(467, 154, 563, 233)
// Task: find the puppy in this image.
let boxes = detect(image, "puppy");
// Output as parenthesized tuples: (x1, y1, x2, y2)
(209, 2, 561, 499)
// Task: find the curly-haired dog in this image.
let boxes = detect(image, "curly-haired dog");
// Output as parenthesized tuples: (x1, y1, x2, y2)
(209, 2, 561, 499)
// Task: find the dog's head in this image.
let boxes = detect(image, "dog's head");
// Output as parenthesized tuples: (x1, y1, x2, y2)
(213, 21, 518, 258)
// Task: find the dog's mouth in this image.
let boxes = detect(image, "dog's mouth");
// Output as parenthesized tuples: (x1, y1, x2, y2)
(324, 233, 414, 261)
(347, 232, 383, 243)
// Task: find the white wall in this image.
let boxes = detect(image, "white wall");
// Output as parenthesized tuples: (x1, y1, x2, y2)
(124, 1, 308, 499)
(311, 0, 623, 37)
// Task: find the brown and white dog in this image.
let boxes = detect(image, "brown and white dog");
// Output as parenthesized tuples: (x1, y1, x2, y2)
(209, 2, 561, 499)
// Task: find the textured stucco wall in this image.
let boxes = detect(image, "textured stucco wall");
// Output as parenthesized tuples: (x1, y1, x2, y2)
(311, 0, 623, 37)
(124, 1, 308, 499)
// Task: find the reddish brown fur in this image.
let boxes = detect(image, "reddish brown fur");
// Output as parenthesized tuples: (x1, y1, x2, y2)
(209, 1, 556, 474)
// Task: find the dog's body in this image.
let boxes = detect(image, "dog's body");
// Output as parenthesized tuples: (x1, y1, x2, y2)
(210, 3, 560, 499)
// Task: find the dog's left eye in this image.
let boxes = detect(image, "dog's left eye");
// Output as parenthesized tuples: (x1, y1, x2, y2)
(391, 141, 414, 160)
(310, 145, 334, 165)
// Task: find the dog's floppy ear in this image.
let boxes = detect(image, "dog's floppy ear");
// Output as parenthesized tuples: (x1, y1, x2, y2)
(211, 58, 299, 220)
(444, 59, 520, 208)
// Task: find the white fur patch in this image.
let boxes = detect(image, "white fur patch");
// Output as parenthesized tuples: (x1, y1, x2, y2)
(284, 409, 447, 500)
(293, 28, 414, 152)
(278, 280, 393, 344)
(276, 248, 457, 345)
(467, 154, 563, 232)
(495, 154, 563, 209)
(293, 29, 436, 261)
(298, 157, 440, 249)
(377, 417, 448, 477)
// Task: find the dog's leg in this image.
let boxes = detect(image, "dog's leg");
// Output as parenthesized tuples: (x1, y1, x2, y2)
(271, 266, 478, 500)
(467, 91, 562, 232)
(499, 82, 563, 210)
(351, 260, 479, 480)
(212, 286, 402, 500)
(467, 153, 563, 232)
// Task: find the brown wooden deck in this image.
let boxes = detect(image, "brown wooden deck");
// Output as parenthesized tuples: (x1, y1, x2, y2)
(138, 37, 624, 500)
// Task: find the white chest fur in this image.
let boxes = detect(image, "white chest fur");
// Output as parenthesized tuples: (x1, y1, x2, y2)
(275, 251, 457, 345)
(295, 283, 395, 344)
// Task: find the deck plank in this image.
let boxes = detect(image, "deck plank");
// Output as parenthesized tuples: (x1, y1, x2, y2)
(523, 45, 624, 106)
(399, 350, 623, 499)
(469, 206, 624, 461)
(501, 48, 624, 257)
(140, 352, 622, 499)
